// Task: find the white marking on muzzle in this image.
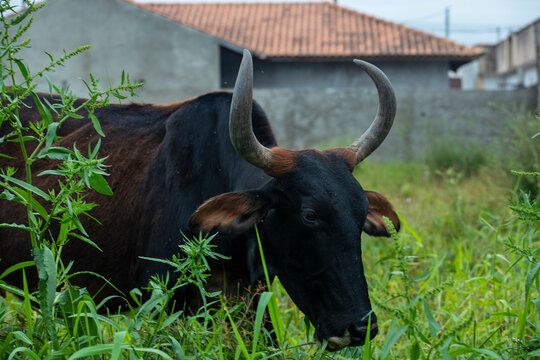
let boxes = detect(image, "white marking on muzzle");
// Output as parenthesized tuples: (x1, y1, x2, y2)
(327, 329, 351, 351)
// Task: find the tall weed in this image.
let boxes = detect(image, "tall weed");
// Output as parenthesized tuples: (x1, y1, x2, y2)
(499, 108, 540, 198)
(1, 0, 142, 357)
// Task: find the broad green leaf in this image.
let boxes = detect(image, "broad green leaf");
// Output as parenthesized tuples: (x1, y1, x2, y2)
(33, 246, 57, 340)
(412, 268, 432, 282)
(7, 135, 35, 142)
(90, 138, 102, 158)
(424, 299, 441, 337)
(7, 347, 41, 360)
(410, 341, 421, 360)
(10, 5, 32, 25)
(253, 291, 273, 353)
(380, 320, 408, 360)
(167, 335, 185, 360)
(13, 59, 30, 82)
(55, 286, 90, 314)
(0, 174, 50, 200)
(31, 91, 53, 126)
(525, 261, 540, 297)
(532, 298, 540, 313)
(0, 223, 35, 234)
(57, 221, 68, 246)
(135, 294, 168, 330)
(37, 169, 68, 176)
(11, 187, 48, 219)
(44, 122, 59, 148)
(88, 172, 113, 196)
(111, 331, 128, 360)
(89, 112, 105, 137)
(12, 331, 32, 345)
(528, 349, 540, 357)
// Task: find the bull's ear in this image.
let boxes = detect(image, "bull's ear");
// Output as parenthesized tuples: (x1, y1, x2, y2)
(363, 191, 400, 237)
(189, 191, 271, 236)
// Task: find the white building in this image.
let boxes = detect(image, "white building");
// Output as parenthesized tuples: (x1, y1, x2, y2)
(460, 19, 539, 91)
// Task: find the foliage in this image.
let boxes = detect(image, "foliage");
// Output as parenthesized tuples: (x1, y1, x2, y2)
(502, 111, 540, 198)
(0, 0, 143, 357)
(425, 135, 489, 178)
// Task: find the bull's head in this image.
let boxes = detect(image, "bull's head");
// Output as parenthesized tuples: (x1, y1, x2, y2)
(190, 50, 399, 350)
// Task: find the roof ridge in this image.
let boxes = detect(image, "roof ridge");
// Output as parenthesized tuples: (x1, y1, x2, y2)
(327, 0, 479, 54)
(132, 1, 482, 60)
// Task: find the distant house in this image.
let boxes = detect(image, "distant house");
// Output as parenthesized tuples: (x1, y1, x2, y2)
(460, 18, 539, 90)
(134, 1, 481, 90)
(17, 0, 480, 103)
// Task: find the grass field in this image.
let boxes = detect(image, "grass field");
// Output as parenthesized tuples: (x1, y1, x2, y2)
(1, 158, 538, 359)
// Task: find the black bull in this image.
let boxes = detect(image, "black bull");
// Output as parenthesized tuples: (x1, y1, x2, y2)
(0, 50, 400, 350)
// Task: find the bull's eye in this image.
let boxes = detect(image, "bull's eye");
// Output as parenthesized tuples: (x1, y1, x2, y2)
(302, 208, 319, 225)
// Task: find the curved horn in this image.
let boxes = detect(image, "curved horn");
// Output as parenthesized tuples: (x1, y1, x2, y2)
(229, 49, 274, 171)
(347, 60, 396, 164)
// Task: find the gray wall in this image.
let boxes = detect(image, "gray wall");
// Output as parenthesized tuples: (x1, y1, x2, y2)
(10, 0, 537, 162)
(16, 0, 220, 103)
(221, 47, 451, 89)
(253, 87, 537, 160)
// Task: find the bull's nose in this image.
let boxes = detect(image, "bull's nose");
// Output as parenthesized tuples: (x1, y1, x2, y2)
(348, 322, 379, 344)
(326, 322, 379, 351)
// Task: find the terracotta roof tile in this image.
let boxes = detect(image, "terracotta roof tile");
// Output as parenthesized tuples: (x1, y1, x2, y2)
(133, 1, 481, 60)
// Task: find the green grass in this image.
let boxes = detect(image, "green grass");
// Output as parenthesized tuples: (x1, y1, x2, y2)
(355, 161, 538, 359)
(1, 161, 538, 359)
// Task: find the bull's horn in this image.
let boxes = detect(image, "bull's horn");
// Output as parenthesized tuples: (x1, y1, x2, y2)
(229, 49, 274, 171)
(347, 60, 396, 164)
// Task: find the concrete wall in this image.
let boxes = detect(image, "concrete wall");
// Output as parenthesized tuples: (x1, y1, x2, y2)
(511, 24, 537, 68)
(221, 47, 451, 89)
(16, 0, 220, 103)
(9, 1, 537, 162)
(492, 25, 537, 75)
(253, 87, 537, 160)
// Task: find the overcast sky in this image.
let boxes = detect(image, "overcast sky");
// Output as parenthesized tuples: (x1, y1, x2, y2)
(136, 0, 540, 46)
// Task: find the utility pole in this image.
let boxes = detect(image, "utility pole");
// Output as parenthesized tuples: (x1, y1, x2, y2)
(445, 7, 450, 38)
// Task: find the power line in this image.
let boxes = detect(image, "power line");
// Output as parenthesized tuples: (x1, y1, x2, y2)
(401, 9, 446, 23)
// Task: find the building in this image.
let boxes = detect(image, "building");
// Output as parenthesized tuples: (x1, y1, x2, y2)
(460, 18, 540, 91)
(6, 0, 536, 158)
(134, 1, 481, 90)
(15, 0, 480, 103)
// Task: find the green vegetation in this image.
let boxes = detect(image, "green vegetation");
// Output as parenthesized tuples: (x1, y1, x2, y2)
(425, 135, 489, 177)
(1, 1, 539, 359)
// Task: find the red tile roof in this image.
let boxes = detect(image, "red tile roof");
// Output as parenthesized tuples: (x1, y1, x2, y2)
(133, 1, 481, 61)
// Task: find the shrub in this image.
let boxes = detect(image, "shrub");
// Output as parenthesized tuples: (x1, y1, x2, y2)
(502, 111, 540, 198)
(425, 135, 489, 177)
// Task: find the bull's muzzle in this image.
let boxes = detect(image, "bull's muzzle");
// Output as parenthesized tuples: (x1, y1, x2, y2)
(325, 322, 379, 351)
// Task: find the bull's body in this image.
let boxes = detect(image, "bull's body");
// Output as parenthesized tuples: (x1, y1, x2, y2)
(0, 92, 272, 301)
(1, 51, 400, 349)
